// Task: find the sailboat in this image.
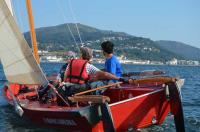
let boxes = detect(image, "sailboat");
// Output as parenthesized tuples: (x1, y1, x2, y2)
(0, 0, 185, 131)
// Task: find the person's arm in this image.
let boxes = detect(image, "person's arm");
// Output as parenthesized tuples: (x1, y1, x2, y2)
(87, 63, 119, 81)
(91, 70, 129, 84)
(95, 71, 119, 80)
(87, 63, 129, 83)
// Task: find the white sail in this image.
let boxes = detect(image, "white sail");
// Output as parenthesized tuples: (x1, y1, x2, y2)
(0, 0, 48, 85)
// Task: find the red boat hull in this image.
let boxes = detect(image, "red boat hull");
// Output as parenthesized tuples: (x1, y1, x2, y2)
(3, 79, 184, 132)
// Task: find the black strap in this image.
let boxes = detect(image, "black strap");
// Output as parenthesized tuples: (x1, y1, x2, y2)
(78, 60, 88, 83)
(69, 59, 74, 82)
(67, 75, 85, 81)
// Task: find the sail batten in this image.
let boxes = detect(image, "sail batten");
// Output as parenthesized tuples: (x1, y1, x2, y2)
(0, 0, 48, 85)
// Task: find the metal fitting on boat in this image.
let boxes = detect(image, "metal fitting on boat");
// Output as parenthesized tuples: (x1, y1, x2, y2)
(165, 85, 170, 100)
(127, 124, 134, 131)
(152, 116, 157, 124)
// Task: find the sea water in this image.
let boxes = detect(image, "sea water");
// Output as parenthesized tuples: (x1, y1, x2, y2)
(0, 63, 199, 132)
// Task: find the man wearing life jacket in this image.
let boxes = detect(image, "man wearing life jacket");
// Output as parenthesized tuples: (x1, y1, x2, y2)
(56, 47, 128, 105)
(64, 58, 89, 84)
(64, 47, 95, 84)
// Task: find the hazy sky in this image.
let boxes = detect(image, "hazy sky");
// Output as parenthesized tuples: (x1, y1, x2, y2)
(12, 0, 200, 48)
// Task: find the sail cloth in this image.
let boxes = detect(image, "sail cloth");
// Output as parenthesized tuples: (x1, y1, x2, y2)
(0, 0, 48, 85)
(4, 0, 13, 15)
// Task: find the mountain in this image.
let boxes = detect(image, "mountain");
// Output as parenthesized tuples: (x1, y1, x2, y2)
(24, 23, 130, 51)
(24, 23, 197, 62)
(99, 37, 183, 61)
(155, 40, 200, 61)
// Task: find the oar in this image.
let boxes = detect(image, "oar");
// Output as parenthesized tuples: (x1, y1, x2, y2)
(7, 84, 24, 116)
(74, 82, 123, 96)
(122, 70, 165, 77)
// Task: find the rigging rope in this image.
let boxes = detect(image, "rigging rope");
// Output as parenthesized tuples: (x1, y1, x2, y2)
(56, 0, 80, 52)
(67, 0, 83, 46)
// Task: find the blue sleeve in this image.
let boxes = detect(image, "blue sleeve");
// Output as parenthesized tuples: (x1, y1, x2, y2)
(106, 59, 116, 75)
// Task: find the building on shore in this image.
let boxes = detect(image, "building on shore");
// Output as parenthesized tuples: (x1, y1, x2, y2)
(40, 56, 63, 62)
(166, 58, 199, 66)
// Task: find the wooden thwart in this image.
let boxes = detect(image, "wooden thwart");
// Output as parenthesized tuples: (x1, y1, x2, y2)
(68, 95, 110, 103)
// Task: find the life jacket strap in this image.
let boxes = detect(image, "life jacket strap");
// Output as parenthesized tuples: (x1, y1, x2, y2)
(78, 61, 88, 83)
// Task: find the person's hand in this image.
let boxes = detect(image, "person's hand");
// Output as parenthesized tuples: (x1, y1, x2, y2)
(119, 77, 130, 84)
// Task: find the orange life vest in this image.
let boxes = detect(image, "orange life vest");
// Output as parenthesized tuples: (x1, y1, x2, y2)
(6, 84, 20, 100)
(65, 59, 89, 84)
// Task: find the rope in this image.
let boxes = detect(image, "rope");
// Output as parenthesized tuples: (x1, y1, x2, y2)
(67, 0, 83, 46)
(56, 0, 80, 52)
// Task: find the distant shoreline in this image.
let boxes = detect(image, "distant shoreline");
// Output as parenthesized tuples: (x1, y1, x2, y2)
(40, 61, 200, 67)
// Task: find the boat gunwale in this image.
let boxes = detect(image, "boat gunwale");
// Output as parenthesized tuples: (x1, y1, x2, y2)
(19, 88, 165, 112)
(109, 88, 164, 107)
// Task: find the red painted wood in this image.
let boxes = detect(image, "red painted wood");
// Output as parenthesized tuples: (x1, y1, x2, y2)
(3, 83, 171, 132)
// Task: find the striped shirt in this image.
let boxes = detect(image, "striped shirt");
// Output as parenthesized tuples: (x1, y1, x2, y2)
(86, 63, 100, 74)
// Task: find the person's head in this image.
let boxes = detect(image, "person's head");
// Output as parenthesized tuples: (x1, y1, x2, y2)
(67, 51, 76, 59)
(101, 41, 114, 56)
(80, 47, 93, 61)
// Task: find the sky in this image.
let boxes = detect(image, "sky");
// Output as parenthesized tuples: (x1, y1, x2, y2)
(12, 0, 200, 48)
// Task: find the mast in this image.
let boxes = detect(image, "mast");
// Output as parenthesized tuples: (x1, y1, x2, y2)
(26, 0, 40, 64)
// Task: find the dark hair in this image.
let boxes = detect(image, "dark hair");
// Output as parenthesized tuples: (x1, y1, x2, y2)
(101, 41, 114, 54)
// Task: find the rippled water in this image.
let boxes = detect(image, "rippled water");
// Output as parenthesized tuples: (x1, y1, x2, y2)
(0, 63, 199, 132)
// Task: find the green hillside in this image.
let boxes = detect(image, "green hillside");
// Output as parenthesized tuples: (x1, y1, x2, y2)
(24, 23, 129, 51)
(155, 40, 200, 61)
(24, 23, 199, 62)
